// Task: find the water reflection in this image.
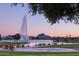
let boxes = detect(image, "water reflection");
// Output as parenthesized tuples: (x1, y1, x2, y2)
(14, 48, 78, 52)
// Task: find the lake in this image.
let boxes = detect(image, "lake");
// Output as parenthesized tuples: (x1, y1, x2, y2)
(14, 48, 78, 52)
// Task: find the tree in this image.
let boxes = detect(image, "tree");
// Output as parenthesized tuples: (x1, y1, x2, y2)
(12, 3, 79, 25)
(13, 33, 20, 40)
(28, 3, 79, 24)
(0, 34, 1, 40)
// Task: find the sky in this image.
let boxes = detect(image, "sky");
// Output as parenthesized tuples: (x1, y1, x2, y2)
(0, 3, 79, 37)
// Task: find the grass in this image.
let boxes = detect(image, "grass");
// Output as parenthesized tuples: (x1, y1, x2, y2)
(38, 44, 79, 49)
(0, 44, 79, 56)
(0, 51, 79, 56)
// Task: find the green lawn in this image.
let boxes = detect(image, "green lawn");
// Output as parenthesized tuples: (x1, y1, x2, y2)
(0, 51, 79, 56)
(38, 44, 79, 49)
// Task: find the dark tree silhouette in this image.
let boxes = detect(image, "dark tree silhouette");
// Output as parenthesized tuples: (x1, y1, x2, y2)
(0, 34, 1, 40)
(13, 33, 20, 40)
(28, 3, 79, 24)
(12, 3, 79, 25)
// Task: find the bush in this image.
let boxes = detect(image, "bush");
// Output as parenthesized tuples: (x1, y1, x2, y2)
(42, 43, 45, 45)
(35, 44, 37, 46)
(5, 45, 8, 49)
(54, 43, 57, 45)
(48, 43, 51, 45)
(22, 44, 24, 48)
(17, 45, 19, 48)
(38, 44, 42, 46)
(0, 45, 2, 48)
(9, 44, 14, 51)
(27, 45, 29, 47)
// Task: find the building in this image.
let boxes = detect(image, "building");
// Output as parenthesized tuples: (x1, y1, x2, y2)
(27, 33, 54, 47)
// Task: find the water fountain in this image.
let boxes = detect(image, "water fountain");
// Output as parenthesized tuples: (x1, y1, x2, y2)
(0, 15, 30, 51)
(20, 15, 29, 41)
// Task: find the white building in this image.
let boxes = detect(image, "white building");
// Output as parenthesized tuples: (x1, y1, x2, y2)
(27, 33, 54, 47)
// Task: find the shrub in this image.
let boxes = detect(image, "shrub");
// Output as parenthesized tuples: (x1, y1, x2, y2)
(54, 43, 57, 45)
(22, 44, 24, 48)
(35, 44, 37, 46)
(38, 43, 42, 46)
(5, 45, 8, 49)
(9, 44, 14, 51)
(17, 45, 19, 48)
(28, 45, 29, 47)
(48, 43, 51, 45)
(42, 43, 45, 45)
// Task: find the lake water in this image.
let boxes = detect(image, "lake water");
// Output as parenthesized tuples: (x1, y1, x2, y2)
(0, 46, 79, 52)
(13, 48, 78, 52)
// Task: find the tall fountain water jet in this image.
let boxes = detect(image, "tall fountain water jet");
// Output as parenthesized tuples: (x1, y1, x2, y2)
(20, 15, 29, 41)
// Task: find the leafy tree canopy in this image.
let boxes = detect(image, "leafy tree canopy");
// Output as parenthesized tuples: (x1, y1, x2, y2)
(13, 33, 20, 40)
(12, 3, 79, 25)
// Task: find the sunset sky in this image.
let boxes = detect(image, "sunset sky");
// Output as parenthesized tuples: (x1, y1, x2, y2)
(0, 3, 79, 37)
